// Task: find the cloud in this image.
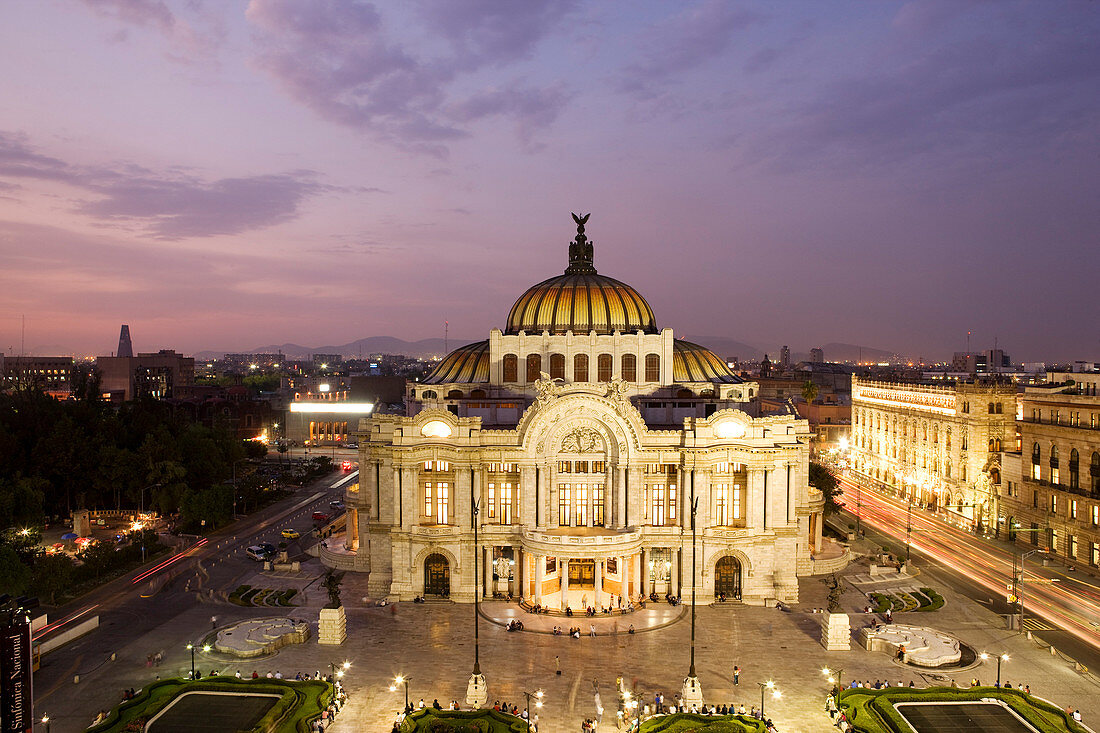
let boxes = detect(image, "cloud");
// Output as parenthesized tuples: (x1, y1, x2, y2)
(246, 0, 573, 150)
(0, 132, 328, 239)
(619, 1, 762, 96)
(77, 0, 176, 33)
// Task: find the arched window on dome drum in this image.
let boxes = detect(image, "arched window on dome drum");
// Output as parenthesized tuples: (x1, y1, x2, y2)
(447, 389, 463, 399)
(574, 354, 589, 382)
(645, 353, 660, 382)
(621, 354, 636, 382)
(550, 353, 565, 380)
(526, 353, 542, 382)
(470, 389, 486, 398)
(421, 390, 437, 399)
(597, 354, 613, 382)
(502, 354, 517, 382)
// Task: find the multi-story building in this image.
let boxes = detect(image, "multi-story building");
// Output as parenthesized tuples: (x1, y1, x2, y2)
(338, 217, 826, 607)
(998, 373, 1100, 567)
(0, 355, 73, 397)
(97, 350, 195, 401)
(850, 376, 1016, 531)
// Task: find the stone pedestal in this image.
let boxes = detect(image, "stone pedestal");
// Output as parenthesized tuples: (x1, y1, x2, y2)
(680, 676, 704, 710)
(465, 672, 488, 708)
(318, 606, 347, 646)
(822, 612, 850, 651)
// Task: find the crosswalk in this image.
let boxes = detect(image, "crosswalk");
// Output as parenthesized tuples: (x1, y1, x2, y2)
(1022, 618, 1054, 632)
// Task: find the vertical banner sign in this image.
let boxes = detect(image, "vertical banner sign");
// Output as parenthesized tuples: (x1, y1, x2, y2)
(1, 616, 33, 733)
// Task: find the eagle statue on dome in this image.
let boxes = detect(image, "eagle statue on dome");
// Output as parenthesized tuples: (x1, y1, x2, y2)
(571, 212, 590, 232)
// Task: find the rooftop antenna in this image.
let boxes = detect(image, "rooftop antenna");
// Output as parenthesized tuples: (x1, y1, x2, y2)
(444, 320, 449, 355)
(20, 314, 25, 359)
(967, 330, 971, 354)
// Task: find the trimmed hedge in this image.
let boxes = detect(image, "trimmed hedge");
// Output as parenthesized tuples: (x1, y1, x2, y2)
(398, 708, 531, 733)
(917, 587, 944, 612)
(85, 677, 333, 733)
(838, 686, 1088, 733)
(639, 713, 768, 733)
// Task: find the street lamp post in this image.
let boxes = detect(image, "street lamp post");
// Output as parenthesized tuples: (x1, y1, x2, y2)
(758, 680, 779, 718)
(186, 642, 210, 679)
(822, 667, 844, 705)
(329, 660, 350, 681)
(905, 501, 913, 563)
(980, 653, 1009, 687)
(522, 689, 543, 733)
(680, 468, 702, 709)
(466, 496, 487, 707)
(390, 675, 410, 711)
(1012, 543, 1047, 633)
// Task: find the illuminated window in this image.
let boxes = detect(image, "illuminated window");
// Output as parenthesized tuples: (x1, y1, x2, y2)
(621, 354, 636, 382)
(575, 485, 588, 526)
(574, 353, 589, 382)
(487, 483, 496, 519)
(645, 354, 660, 382)
(1069, 449, 1080, 489)
(502, 354, 518, 382)
(435, 482, 449, 524)
(550, 353, 565, 380)
(1071, 500, 1078, 520)
(715, 484, 729, 525)
(500, 484, 513, 524)
(559, 486, 571, 526)
(597, 354, 613, 381)
(592, 485, 605, 525)
(1051, 495, 1058, 514)
(650, 487, 667, 526)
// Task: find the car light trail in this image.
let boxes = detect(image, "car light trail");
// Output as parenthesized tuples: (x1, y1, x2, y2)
(130, 537, 208, 584)
(835, 475, 1100, 652)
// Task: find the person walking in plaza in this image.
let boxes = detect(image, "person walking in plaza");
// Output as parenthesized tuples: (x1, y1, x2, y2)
(556, 655, 562, 675)
(733, 665, 740, 686)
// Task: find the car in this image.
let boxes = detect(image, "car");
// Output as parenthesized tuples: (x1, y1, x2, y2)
(312, 511, 331, 523)
(341, 460, 354, 471)
(246, 545, 268, 561)
(280, 528, 300, 540)
(329, 499, 345, 510)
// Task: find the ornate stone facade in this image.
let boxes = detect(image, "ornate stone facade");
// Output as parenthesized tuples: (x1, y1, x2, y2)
(850, 376, 1016, 531)
(335, 217, 824, 606)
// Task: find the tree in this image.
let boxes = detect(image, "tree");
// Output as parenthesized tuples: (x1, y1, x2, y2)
(809, 462, 842, 514)
(32, 554, 75, 605)
(801, 380, 819, 404)
(79, 540, 118, 580)
(0, 545, 31, 596)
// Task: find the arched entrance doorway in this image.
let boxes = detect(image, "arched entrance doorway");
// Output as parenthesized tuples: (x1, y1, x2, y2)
(714, 556, 742, 600)
(424, 553, 450, 596)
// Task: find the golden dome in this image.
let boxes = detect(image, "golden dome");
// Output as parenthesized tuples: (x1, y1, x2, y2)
(505, 214, 658, 335)
(423, 340, 489, 384)
(673, 340, 741, 383)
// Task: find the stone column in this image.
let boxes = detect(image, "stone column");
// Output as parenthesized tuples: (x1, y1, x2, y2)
(618, 466, 627, 528)
(455, 468, 472, 529)
(549, 465, 558, 528)
(534, 554, 544, 604)
(621, 553, 630, 604)
(748, 467, 765, 531)
(520, 466, 537, 526)
(638, 548, 647, 597)
(402, 467, 418, 530)
(627, 467, 644, 528)
(696, 468, 712, 528)
(392, 466, 402, 526)
(346, 508, 359, 551)
(515, 547, 524, 599)
(560, 558, 570, 610)
(672, 548, 680, 596)
(594, 558, 603, 608)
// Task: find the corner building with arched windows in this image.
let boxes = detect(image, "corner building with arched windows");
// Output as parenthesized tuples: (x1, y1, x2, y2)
(342, 217, 825, 606)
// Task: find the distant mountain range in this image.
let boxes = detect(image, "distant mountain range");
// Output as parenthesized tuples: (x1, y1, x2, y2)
(193, 336, 471, 361)
(192, 335, 903, 364)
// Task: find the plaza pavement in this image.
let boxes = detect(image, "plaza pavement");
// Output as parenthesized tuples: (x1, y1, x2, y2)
(35, 545, 1100, 733)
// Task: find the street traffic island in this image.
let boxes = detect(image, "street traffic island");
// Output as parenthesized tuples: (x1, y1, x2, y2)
(834, 686, 1088, 733)
(215, 617, 311, 658)
(86, 677, 334, 733)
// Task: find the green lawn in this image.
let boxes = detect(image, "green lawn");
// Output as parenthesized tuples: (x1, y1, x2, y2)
(86, 677, 334, 733)
(638, 713, 768, 733)
(838, 686, 1087, 733)
(398, 708, 531, 733)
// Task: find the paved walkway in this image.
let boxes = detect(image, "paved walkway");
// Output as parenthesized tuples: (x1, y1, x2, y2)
(33, 547, 1100, 733)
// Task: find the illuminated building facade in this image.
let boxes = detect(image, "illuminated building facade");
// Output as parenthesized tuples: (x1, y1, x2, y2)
(336, 217, 825, 607)
(850, 376, 1016, 530)
(999, 374, 1100, 567)
(0, 355, 73, 397)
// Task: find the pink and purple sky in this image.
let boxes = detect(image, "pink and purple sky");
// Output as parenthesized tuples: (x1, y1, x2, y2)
(2, 1, 1098, 361)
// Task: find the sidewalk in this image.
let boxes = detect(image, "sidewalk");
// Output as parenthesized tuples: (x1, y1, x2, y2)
(480, 600, 685, 635)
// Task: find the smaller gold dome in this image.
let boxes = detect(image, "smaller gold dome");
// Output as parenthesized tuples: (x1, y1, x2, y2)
(423, 340, 489, 384)
(673, 340, 741, 383)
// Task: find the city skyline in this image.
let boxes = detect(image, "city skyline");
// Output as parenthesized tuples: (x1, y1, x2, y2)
(2, 1, 1098, 361)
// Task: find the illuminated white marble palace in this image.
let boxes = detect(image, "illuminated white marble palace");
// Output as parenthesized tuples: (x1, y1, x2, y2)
(341, 215, 825, 607)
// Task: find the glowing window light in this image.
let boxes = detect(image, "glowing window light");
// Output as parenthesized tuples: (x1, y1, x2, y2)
(421, 420, 453, 438)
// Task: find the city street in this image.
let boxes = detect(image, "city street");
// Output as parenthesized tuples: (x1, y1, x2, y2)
(835, 473, 1100, 673)
(31, 465, 355, 731)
